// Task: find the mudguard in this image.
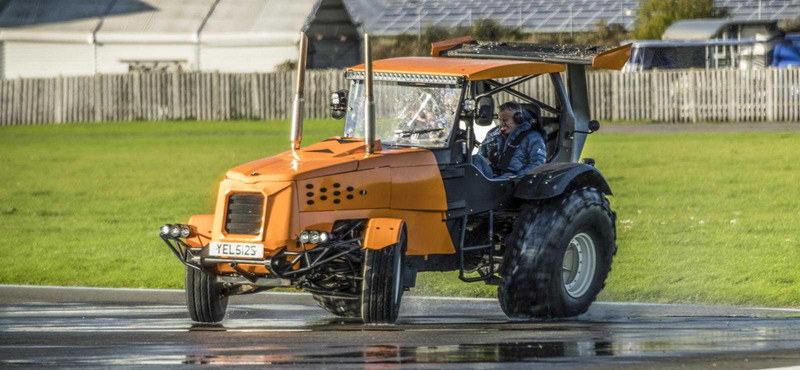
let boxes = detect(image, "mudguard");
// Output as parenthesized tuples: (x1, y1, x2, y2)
(363, 218, 405, 250)
(513, 162, 612, 200)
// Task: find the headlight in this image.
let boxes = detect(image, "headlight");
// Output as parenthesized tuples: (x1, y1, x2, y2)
(299, 230, 331, 244)
(160, 224, 171, 236)
(169, 225, 182, 238)
(299, 231, 310, 244)
(180, 225, 191, 238)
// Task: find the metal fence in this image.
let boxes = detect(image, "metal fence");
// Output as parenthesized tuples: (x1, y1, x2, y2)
(1, 68, 799, 126)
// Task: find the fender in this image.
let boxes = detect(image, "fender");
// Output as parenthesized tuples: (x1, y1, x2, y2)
(185, 214, 214, 248)
(513, 162, 612, 200)
(363, 218, 405, 250)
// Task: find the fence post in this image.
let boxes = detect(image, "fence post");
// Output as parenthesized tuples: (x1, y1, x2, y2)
(766, 68, 774, 122)
(54, 76, 63, 123)
(611, 73, 619, 121)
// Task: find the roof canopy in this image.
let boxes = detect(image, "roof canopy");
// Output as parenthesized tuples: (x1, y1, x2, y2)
(348, 56, 565, 81)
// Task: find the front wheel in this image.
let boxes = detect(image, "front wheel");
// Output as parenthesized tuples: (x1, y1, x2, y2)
(186, 266, 229, 323)
(361, 225, 407, 324)
(499, 187, 616, 319)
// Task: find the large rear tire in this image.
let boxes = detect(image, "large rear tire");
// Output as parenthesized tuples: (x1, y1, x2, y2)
(312, 294, 361, 317)
(361, 225, 407, 324)
(186, 266, 228, 323)
(499, 187, 616, 319)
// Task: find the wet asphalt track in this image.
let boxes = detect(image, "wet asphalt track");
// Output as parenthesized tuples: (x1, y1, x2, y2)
(2, 286, 800, 370)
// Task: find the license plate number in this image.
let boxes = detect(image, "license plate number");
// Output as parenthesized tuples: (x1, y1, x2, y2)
(208, 242, 264, 259)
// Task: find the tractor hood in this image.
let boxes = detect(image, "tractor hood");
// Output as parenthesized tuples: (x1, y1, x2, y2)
(225, 137, 439, 183)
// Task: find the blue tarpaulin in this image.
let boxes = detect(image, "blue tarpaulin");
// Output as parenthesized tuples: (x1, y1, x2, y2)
(772, 39, 800, 67)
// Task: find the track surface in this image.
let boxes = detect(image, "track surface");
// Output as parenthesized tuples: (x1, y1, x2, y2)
(2, 285, 800, 370)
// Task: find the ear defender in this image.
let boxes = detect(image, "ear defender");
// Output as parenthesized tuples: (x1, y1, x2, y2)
(512, 103, 525, 126)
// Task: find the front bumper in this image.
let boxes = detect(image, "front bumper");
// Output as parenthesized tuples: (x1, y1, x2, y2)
(159, 227, 292, 288)
(160, 223, 365, 287)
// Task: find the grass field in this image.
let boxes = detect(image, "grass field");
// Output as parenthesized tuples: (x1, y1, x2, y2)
(1, 120, 798, 307)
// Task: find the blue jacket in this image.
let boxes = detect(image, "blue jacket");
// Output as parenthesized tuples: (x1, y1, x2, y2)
(478, 126, 503, 165)
(495, 121, 547, 179)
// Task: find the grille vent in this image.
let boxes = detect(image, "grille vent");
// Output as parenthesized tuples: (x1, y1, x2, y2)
(225, 193, 264, 235)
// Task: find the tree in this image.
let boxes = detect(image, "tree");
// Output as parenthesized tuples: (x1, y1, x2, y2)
(634, 0, 729, 40)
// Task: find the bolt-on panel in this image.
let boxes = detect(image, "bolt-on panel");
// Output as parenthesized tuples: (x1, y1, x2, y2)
(390, 165, 448, 211)
(363, 218, 405, 250)
(263, 185, 296, 251)
(296, 167, 391, 212)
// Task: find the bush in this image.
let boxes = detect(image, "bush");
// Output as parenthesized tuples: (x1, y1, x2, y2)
(634, 0, 729, 40)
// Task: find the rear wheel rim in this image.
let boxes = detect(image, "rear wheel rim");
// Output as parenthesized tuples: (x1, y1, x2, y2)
(562, 232, 597, 298)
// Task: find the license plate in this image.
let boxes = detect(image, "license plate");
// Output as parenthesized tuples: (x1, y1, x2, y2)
(208, 242, 264, 259)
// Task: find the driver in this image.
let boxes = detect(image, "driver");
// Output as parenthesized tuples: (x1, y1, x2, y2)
(473, 102, 546, 179)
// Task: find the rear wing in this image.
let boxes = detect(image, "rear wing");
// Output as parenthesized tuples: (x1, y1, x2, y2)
(431, 37, 632, 71)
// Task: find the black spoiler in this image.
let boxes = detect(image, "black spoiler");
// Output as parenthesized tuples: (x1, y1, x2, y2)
(432, 37, 632, 71)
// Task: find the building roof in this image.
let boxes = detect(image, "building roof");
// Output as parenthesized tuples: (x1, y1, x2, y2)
(1, 0, 798, 43)
(662, 19, 780, 41)
(0, 0, 320, 45)
(347, 56, 565, 80)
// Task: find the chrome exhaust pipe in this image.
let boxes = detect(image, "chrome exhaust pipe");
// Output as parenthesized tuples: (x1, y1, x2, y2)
(291, 32, 308, 150)
(364, 33, 376, 154)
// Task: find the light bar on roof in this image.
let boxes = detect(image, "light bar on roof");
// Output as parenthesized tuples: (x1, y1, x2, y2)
(346, 71, 460, 85)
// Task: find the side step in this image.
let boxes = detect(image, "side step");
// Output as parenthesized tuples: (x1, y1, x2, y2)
(457, 210, 499, 283)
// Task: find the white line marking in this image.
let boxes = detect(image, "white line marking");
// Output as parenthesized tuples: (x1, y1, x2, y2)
(754, 366, 800, 370)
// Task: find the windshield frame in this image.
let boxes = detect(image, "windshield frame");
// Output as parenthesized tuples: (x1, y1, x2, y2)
(343, 72, 466, 150)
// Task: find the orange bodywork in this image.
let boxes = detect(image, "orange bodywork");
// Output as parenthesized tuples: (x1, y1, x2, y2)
(192, 137, 454, 275)
(592, 44, 633, 70)
(363, 218, 405, 250)
(185, 214, 213, 248)
(348, 57, 565, 81)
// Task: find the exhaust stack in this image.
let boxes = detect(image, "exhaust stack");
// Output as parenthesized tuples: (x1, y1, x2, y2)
(364, 33, 376, 154)
(291, 32, 308, 150)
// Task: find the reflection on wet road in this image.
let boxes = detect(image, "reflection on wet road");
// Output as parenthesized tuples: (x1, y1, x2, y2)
(2, 288, 800, 369)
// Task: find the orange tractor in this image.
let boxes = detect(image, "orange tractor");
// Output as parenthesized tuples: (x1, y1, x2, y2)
(161, 34, 631, 324)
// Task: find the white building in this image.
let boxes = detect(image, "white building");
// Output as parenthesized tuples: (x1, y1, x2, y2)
(0, 0, 360, 79)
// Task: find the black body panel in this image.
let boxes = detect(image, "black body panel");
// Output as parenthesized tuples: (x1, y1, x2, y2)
(441, 164, 516, 219)
(513, 162, 612, 200)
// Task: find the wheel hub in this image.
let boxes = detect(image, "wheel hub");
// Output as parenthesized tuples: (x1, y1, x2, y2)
(562, 232, 597, 298)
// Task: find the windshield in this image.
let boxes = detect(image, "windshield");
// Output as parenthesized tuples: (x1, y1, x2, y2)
(343, 79, 461, 148)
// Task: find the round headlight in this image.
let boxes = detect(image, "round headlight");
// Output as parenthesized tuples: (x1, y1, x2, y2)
(309, 231, 320, 244)
(319, 232, 329, 243)
(170, 225, 182, 238)
(298, 231, 310, 244)
(160, 224, 171, 236)
(180, 225, 191, 238)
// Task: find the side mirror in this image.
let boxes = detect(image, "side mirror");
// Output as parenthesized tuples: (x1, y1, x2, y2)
(330, 90, 348, 120)
(588, 120, 600, 132)
(474, 96, 494, 126)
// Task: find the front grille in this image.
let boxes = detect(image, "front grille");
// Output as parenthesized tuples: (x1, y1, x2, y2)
(224, 193, 264, 235)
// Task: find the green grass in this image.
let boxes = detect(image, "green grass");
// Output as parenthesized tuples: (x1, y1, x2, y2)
(1, 121, 799, 307)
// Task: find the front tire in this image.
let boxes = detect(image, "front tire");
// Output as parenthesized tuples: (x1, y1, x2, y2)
(186, 266, 228, 323)
(361, 225, 407, 324)
(498, 187, 616, 319)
